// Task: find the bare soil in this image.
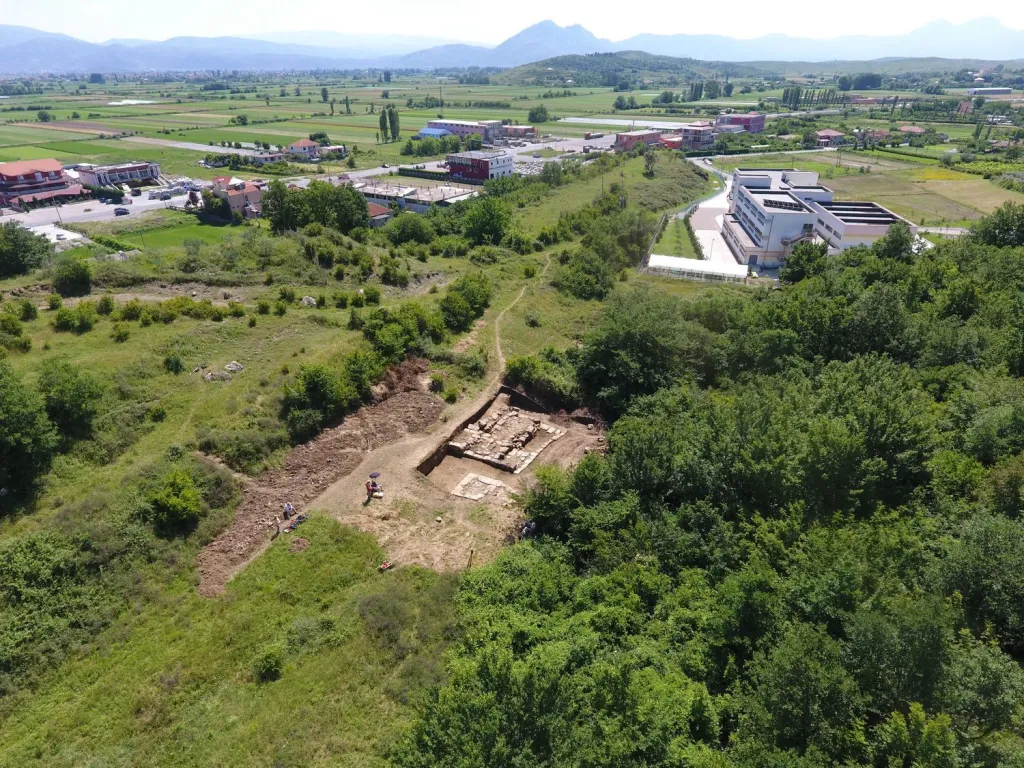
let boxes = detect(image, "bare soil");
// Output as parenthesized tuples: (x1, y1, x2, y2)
(196, 389, 444, 596)
(196, 253, 564, 593)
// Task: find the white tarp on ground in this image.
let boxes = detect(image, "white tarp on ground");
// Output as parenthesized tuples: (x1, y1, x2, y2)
(648, 254, 748, 281)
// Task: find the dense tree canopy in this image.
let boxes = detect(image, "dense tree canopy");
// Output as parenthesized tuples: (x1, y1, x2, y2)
(398, 205, 1024, 767)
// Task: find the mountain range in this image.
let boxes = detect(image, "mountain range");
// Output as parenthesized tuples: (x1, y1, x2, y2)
(2, 18, 1024, 73)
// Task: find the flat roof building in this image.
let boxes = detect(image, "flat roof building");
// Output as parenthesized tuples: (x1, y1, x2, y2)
(715, 112, 765, 134)
(721, 168, 917, 268)
(614, 129, 664, 151)
(427, 119, 504, 142)
(967, 87, 1012, 96)
(76, 161, 161, 188)
(446, 150, 514, 182)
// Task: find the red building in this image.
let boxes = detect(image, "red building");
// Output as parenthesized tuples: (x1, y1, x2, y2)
(714, 112, 766, 133)
(445, 151, 514, 182)
(613, 130, 663, 151)
(0, 158, 81, 208)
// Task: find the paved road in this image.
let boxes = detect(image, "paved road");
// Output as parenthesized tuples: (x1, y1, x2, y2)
(1, 194, 191, 228)
(121, 136, 261, 156)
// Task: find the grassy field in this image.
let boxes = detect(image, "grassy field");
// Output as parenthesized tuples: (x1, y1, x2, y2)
(0, 517, 458, 768)
(654, 216, 701, 258)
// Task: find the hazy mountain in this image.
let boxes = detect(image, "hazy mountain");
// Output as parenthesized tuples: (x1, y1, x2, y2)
(620, 18, 1024, 62)
(1, 18, 1024, 73)
(243, 31, 473, 57)
(100, 38, 155, 47)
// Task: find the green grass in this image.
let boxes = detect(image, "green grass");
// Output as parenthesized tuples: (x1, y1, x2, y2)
(0, 517, 459, 768)
(654, 217, 701, 259)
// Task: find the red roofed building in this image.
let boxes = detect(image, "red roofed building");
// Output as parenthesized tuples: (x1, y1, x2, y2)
(288, 138, 321, 160)
(367, 201, 394, 228)
(0, 158, 81, 207)
(899, 125, 926, 135)
(211, 177, 262, 218)
(815, 129, 845, 147)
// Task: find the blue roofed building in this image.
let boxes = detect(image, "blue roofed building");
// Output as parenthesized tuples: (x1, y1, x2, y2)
(416, 127, 453, 139)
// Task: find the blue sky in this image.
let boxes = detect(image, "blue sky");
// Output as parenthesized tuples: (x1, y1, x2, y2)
(4, 1, 1024, 44)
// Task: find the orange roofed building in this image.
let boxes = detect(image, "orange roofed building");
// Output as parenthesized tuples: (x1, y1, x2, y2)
(0, 158, 82, 207)
(211, 177, 263, 218)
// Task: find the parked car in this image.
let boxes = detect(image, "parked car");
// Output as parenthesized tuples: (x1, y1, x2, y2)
(114, 207, 130, 216)
(131, 188, 142, 197)
(55, 233, 67, 240)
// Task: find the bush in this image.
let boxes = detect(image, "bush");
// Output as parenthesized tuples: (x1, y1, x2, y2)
(148, 467, 204, 535)
(274, 301, 288, 316)
(428, 373, 445, 392)
(257, 299, 270, 315)
(278, 286, 296, 303)
(385, 212, 436, 245)
(52, 257, 92, 297)
(118, 299, 144, 321)
(96, 295, 114, 315)
(110, 323, 130, 343)
(47, 293, 63, 310)
(253, 642, 285, 683)
(333, 265, 346, 281)
(334, 293, 349, 309)
(228, 301, 246, 317)
(37, 358, 104, 438)
(0, 361, 59, 495)
(248, 316, 257, 328)
(526, 312, 541, 327)
(0, 220, 52, 278)
(363, 285, 382, 305)
(350, 291, 366, 308)
(52, 303, 98, 334)
(443, 388, 458, 404)
(164, 354, 185, 374)
(286, 408, 324, 441)
(5, 298, 38, 321)
(524, 264, 537, 279)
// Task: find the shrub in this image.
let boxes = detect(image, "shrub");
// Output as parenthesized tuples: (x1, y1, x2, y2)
(47, 293, 63, 310)
(248, 316, 257, 328)
(0, 361, 58, 494)
(428, 373, 445, 392)
(253, 642, 285, 683)
(228, 301, 246, 317)
(385, 212, 436, 245)
(350, 291, 365, 308)
(278, 286, 296, 303)
(286, 408, 324, 441)
(164, 354, 185, 374)
(333, 265, 346, 281)
(274, 301, 288, 316)
(52, 303, 98, 334)
(148, 467, 204, 535)
(526, 312, 541, 327)
(363, 285, 382, 305)
(257, 299, 270, 315)
(52, 256, 92, 297)
(6, 298, 38, 321)
(110, 323, 130, 343)
(0, 220, 52, 278)
(96, 295, 115, 315)
(443, 388, 458, 404)
(118, 299, 144, 321)
(316, 294, 327, 309)
(37, 359, 104, 438)
(524, 264, 537, 279)
(334, 293, 349, 309)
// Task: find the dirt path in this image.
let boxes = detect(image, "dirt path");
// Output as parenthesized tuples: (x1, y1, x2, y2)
(196, 261, 552, 594)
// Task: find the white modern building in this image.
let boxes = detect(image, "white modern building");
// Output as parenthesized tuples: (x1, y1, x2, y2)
(721, 168, 918, 268)
(75, 161, 161, 187)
